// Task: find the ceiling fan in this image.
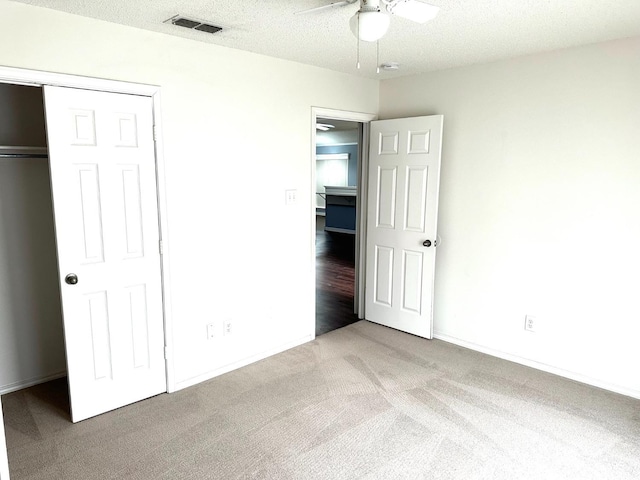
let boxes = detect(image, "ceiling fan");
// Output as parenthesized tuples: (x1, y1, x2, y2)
(297, 0, 439, 43)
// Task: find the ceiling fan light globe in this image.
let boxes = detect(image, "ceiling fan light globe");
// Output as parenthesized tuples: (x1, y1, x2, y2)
(349, 11, 390, 42)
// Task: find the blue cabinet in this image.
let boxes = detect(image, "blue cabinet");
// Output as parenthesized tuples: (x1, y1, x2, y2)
(325, 186, 357, 234)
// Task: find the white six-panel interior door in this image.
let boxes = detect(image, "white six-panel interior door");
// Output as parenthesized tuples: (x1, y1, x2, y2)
(365, 115, 444, 338)
(44, 86, 166, 423)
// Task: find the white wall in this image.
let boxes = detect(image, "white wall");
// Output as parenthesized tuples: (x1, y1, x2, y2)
(380, 36, 640, 396)
(0, 2, 378, 390)
(0, 84, 66, 393)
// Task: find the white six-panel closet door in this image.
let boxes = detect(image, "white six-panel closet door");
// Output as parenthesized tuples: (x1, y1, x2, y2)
(44, 86, 166, 422)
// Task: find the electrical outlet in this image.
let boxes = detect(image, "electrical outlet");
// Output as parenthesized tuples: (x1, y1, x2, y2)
(525, 315, 536, 333)
(206, 323, 216, 339)
(223, 320, 232, 336)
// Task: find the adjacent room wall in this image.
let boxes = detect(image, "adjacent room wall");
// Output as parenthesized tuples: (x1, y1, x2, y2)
(316, 144, 359, 186)
(0, 84, 66, 393)
(316, 129, 358, 146)
(0, 2, 378, 391)
(379, 36, 640, 396)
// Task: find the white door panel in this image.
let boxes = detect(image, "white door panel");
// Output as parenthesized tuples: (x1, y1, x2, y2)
(365, 115, 443, 338)
(44, 86, 166, 422)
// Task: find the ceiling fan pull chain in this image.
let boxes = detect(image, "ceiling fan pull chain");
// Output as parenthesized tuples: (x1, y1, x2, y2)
(376, 40, 380, 73)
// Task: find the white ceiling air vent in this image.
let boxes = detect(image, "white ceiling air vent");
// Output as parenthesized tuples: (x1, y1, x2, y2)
(164, 15, 222, 34)
(380, 62, 400, 71)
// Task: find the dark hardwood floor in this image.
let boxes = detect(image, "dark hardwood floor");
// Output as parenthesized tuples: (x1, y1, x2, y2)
(316, 216, 359, 336)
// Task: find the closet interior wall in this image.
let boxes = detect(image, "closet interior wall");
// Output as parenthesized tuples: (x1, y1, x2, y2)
(0, 83, 66, 394)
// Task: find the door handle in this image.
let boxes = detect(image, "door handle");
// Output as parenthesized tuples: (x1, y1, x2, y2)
(423, 240, 432, 247)
(65, 273, 79, 285)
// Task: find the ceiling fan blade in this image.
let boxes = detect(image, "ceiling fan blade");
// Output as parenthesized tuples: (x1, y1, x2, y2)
(388, 0, 439, 24)
(295, 0, 355, 16)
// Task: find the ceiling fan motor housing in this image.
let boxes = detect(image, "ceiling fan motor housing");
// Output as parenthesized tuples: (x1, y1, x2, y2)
(361, 0, 382, 11)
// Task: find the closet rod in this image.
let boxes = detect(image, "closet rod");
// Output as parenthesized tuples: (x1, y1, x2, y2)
(0, 146, 48, 159)
(0, 153, 48, 159)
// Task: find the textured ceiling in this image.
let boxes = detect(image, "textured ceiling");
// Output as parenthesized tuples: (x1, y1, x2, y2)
(11, 0, 640, 79)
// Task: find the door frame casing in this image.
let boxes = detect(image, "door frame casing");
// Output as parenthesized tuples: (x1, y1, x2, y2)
(0, 66, 176, 393)
(311, 107, 376, 335)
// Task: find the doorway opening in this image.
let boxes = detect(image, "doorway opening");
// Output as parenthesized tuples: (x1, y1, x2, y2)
(0, 82, 68, 398)
(315, 116, 362, 336)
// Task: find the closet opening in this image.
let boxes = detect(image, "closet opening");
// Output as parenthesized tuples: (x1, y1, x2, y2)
(0, 82, 70, 421)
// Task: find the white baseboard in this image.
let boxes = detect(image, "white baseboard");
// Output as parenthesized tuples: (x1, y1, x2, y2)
(0, 371, 67, 395)
(173, 334, 314, 392)
(433, 332, 640, 400)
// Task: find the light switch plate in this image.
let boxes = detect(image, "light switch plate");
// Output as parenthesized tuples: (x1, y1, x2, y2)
(285, 189, 297, 205)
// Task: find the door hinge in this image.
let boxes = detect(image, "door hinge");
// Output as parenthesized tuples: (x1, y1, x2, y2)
(159, 239, 163, 255)
(164, 346, 170, 360)
(153, 125, 158, 142)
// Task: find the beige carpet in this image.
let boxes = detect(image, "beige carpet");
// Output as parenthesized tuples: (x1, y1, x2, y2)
(3, 321, 640, 479)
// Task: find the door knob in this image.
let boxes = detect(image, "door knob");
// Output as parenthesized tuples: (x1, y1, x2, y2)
(65, 274, 78, 285)
(423, 240, 432, 247)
